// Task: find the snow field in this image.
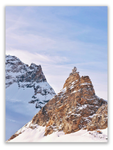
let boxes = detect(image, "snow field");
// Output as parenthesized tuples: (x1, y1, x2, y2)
(9, 125, 108, 142)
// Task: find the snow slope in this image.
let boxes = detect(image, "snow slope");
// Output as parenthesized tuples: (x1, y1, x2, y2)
(9, 122, 108, 142)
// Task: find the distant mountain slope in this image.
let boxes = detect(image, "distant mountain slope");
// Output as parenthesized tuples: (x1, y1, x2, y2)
(5, 55, 56, 140)
(8, 67, 107, 142)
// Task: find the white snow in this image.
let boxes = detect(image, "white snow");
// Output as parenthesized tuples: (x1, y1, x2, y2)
(9, 125, 108, 142)
(80, 82, 91, 86)
(5, 79, 55, 141)
(6, 81, 55, 118)
(79, 104, 87, 110)
(71, 81, 75, 85)
(70, 85, 74, 89)
(6, 83, 34, 102)
(60, 87, 67, 93)
(71, 89, 81, 94)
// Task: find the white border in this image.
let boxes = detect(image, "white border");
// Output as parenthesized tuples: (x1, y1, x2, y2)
(1, 0, 112, 149)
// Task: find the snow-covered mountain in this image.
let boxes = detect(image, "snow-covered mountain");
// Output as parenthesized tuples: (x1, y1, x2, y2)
(8, 122, 108, 142)
(5, 55, 56, 140)
(8, 67, 108, 142)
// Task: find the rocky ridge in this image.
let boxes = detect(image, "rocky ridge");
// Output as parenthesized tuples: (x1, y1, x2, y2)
(6, 55, 56, 109)
(8, 67, 107, 141)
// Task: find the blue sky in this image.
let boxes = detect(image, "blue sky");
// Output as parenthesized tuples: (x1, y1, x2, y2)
(6, 6, 107, 99)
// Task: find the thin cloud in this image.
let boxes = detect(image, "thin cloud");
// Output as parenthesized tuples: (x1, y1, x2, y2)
(6, 49, 69, 65)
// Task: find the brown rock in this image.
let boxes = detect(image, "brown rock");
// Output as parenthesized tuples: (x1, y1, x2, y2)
(9, 67, 107, 140)
(31, 67, 107, 135)
(87, 104, 108, 131)
(7, 133, 21, 141)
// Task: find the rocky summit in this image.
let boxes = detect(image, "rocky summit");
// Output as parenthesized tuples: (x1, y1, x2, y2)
(8, 67, 107, 141)
(31, 67, 107, 135)
(6, 55, 46, 87)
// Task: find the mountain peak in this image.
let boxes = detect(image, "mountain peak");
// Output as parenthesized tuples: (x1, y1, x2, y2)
(8, 66, 107, 142)
(6, 55, 21, 61)
(69, 66, 79, 76)
(6, 55, 22, 65)
(6, 55, 56, 140)
(30, 67, 107, 135)
(5, 55, 47, 87)
(63, 67, 95, 99)
(30, 63, 41, 70)
(5, 55, 56, 106)
(72, 66, 77, 73)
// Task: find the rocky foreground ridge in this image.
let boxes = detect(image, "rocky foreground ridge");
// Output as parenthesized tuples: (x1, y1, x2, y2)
(8, 67, 107, 141)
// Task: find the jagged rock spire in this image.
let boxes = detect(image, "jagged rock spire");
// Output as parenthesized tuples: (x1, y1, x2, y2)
(30, 67, 107, 135)
(69, 67, 79, 77)
(72, 67, 77, 73)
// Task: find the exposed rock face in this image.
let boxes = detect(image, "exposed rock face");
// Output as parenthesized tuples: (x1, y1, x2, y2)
(31, 67, 107, 135)
(8, 67, 107, 141)
(87, 104, 108, 131)
(6, 55, 56, 109)
(6, 55, 46, 88)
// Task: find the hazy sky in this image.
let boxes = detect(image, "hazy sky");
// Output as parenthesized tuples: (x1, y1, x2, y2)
(6, 6, 107, 100)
